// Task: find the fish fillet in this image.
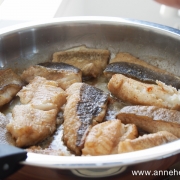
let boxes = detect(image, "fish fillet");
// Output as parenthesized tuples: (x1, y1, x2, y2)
(6, 104, 57, 147)
(117, 105, 180, 138)
(63, 82, 109, 155)
(21, 62, 82, 90)
(108, 52, 180, 89)
(118, 131, 178, 153)
(52, 46, 110, 78)
(17, 76, 67, 111)
(108, 74, 180, 110)
(82, 120, 138, 156)
(7, 77, 67, 147)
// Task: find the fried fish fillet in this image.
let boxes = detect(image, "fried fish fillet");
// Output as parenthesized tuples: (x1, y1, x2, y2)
(7, 77, 67, 147)
(17, 76, 67, 111)
(63, 83, 109, 155)
(110, 52, 173, 73)
(82, 120, 122, 156)
(52, 46, 110, 78)
(107, 52, 180, 89)
(117, 105, 180, 138)
(82, 120, 138, 156)
(118, 131, 178, 153)
(21, 62, 82, 90)
(108, 74, 180, 110)
(6, 104, 57, 147)
(120, 124, 138, 141)
(0, 69, 24, 107)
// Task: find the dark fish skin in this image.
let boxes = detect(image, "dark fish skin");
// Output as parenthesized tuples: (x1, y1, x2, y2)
(104, 62, 180, 89)
(38, 62, 81, 73)
(21, 62, 82, 90)
(76, 83, 109, 147)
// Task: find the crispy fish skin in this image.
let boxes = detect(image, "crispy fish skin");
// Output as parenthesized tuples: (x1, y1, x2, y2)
(104, 62, 180, 88)
(63, 83, 109, 155)
(118, 131, 178, 153)
(110, 52, 174, 73)
(109, 52, 180, 89)
(52, 46, 110, 78)
(17, 76, 67, 111)
(108, 74, 180, 110)
(21, 62, 82, 90)
(0, 69, 24, 106)
(6, 104, 57, 147)
(117, 106, 180, 138)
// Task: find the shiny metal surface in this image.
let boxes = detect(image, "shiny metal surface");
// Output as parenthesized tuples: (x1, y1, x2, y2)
(1, 17, 180, 74)
(1, 17, 180, 177)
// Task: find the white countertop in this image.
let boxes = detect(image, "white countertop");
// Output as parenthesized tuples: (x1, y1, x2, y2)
(0, 0, 180, 29)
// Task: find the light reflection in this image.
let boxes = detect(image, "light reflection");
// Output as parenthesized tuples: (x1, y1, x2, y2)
(18, 26, 38, 56)
(0, 62, 5, 68)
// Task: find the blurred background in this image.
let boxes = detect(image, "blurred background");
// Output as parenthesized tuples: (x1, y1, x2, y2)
(0, 0, 180, 29)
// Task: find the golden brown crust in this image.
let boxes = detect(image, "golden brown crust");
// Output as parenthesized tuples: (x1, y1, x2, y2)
(82, 120, 122, 156)
(6, 77, 67, 147)
(82, 120, 138, 156)
(52, 46, 110, 78)
(120, 124, 138, 141)
(21, 63, 82, 90)
(118, 131, 178, 153)
(108, 74, 180, 110)
(6, 105, 57, 147)
(63, 83, 82, 155)
(17, 76, 67, 111)
(117, 106, 180, 138)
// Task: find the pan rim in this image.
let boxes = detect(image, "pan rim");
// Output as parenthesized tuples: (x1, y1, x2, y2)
(23, 139, 180, 169)
(0, 16, 180, 37)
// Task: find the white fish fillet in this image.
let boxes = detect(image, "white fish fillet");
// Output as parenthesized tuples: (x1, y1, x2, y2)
(52, 46, 110, 78)
(108, 74, 180, 110)
(7, 76, 67, 147)
(6, 104, 57, 147)
(118, 131, 178, 153)
(82, 120, 138, 156)
(17, 76, 67, 111)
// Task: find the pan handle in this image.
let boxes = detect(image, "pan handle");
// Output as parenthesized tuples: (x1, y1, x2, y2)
(0, 144, 27, 180)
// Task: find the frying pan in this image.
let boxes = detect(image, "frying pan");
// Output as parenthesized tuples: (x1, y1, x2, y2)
(1, 17, 180, 179)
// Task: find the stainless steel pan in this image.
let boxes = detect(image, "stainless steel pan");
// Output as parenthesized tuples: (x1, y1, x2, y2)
(1, 17, 180, 179)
